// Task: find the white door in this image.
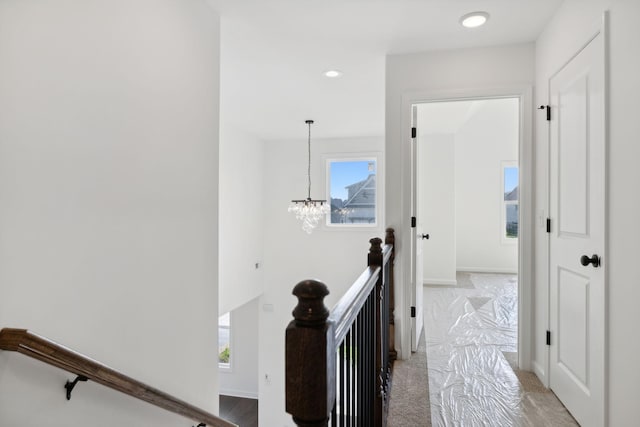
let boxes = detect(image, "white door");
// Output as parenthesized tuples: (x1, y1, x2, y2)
(411, 105, 424, 351)
(549, 30, 605, 427)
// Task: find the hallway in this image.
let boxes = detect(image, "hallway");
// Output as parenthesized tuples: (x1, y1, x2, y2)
(424, 272, 578, 426)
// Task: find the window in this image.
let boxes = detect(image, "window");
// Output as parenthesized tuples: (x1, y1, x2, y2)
(503, 164, 519, 240)
(326, 158, 378, 227)
(218, 312, 231, 369)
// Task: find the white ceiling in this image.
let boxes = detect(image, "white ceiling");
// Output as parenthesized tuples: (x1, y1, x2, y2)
(207, 0, 563, 141)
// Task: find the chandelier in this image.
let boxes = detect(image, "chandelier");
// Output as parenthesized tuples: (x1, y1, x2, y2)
(288, 119, 330, 234)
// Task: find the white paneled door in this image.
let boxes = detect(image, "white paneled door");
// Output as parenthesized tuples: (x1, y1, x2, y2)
(549, 29, 606, 427)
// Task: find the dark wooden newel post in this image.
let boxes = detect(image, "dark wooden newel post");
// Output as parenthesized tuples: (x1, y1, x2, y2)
(385, 228, 397, 362)
(368, 237, 386, 426)
(286, 280, 336, 427)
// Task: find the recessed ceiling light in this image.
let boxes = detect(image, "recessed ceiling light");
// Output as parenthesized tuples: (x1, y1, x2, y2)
(460, 12, 489, 28)
(324, 70, 343, 78)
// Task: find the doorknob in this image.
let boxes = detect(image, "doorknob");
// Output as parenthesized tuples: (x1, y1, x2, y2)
(420, 234, 429, 240)
(580, 254, 600, 268)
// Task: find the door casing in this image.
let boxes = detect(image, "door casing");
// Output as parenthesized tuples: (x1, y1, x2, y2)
(399, 86, 533, 368)
(410, 102, 424, 351)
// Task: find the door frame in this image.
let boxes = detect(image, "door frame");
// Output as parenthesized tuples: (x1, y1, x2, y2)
(399, 86, 533, 369)
(410, 102, 424, 352)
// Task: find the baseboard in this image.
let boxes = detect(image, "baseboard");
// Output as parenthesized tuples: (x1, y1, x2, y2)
(532, 361, 547, 387)
(423, 278, 457, 286)
(457, 267, 518, 274)
(219, 388, 258, 400)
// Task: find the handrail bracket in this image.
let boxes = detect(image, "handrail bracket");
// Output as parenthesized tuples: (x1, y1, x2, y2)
(65, 375, 89, 400)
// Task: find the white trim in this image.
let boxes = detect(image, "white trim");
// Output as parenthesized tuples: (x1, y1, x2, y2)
(409, 104, 423, 352)
(423, 279, 457, 286)
(218, 363, 232, 373)
(400, 85, 533, 370)
(456, 267, 519, 274)
(218, 388, 259, 400)
(602, 11, 610, 424)
(532, 360, 546, 383)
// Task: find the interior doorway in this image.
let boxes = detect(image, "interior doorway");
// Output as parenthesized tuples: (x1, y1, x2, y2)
(401, 85, 533, 366)
(411, 96, 521, 346)
(415, 98, 520, 286)
(412, 97, 526, 424)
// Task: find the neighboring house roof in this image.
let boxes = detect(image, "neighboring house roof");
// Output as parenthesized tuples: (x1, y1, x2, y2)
(330, 198, 345, 208)
(344, 174, 376, 207)
(505, 186, 519, 201)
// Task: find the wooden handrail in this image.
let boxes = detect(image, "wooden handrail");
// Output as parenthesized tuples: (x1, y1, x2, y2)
(330, 266, 381, 346)
(0, 328, 237, 427)
(330, 244, 391, 345)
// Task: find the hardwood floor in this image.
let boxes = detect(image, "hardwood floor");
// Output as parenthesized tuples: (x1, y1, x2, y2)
(219, 395, 258, 427)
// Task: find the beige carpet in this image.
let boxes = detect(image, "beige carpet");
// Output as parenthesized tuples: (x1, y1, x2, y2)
(387, 331, 431, 427)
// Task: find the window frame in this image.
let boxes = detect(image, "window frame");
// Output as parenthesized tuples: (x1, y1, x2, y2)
(218, 311, 232, 372)
(501, 161, 519, 244)
(323, 153, 383, 230)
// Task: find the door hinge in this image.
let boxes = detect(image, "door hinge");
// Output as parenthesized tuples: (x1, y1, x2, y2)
(546, 330, 551, 346)
(546, 218, 551, 233)
(411, 127, 417, 138)
(411, 216, 416, 228)
(410, 306, 416, 318)
(538, 105, 551, 121)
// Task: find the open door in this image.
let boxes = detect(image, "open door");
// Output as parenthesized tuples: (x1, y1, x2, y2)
(410, 105, 424, 351)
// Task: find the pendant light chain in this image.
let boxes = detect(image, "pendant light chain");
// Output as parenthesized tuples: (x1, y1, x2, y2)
(307, 119, 312, 200)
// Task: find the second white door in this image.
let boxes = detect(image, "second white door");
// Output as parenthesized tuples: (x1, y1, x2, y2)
(549, 29, 606, 427)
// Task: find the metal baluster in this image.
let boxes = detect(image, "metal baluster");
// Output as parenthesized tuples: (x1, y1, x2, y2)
(366, 292, 372, 427)
(363, 295, 369, 427)
(372, 291, 377, 427)
(358, 309, 364, 427)
(353, 314, 358, 427)
(346, 329, 352, 427)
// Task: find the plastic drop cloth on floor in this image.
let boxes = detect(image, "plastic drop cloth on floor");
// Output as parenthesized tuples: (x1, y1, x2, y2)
(424, 272, 578, 427)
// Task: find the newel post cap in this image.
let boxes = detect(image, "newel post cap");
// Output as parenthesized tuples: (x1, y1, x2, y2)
(292, 280, 330, 327)
(368, 237, 383, 266)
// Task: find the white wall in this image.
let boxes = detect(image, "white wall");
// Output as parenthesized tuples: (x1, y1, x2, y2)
(386, 43, 535, 360)
(0, 1, 221, 426)
(418, 99, 519, 283)
(219, 297, 259, 399)
(418, 133, 457, 284)
(259, 135, 384, 427)
(219, 124, 264, 314)
(534, 0, 640, 423)
(455, 99, 519, 273)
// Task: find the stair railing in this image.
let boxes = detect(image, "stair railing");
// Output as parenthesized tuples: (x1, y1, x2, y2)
(0, 328, 237, 427)
(285, 228, 396, 427)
